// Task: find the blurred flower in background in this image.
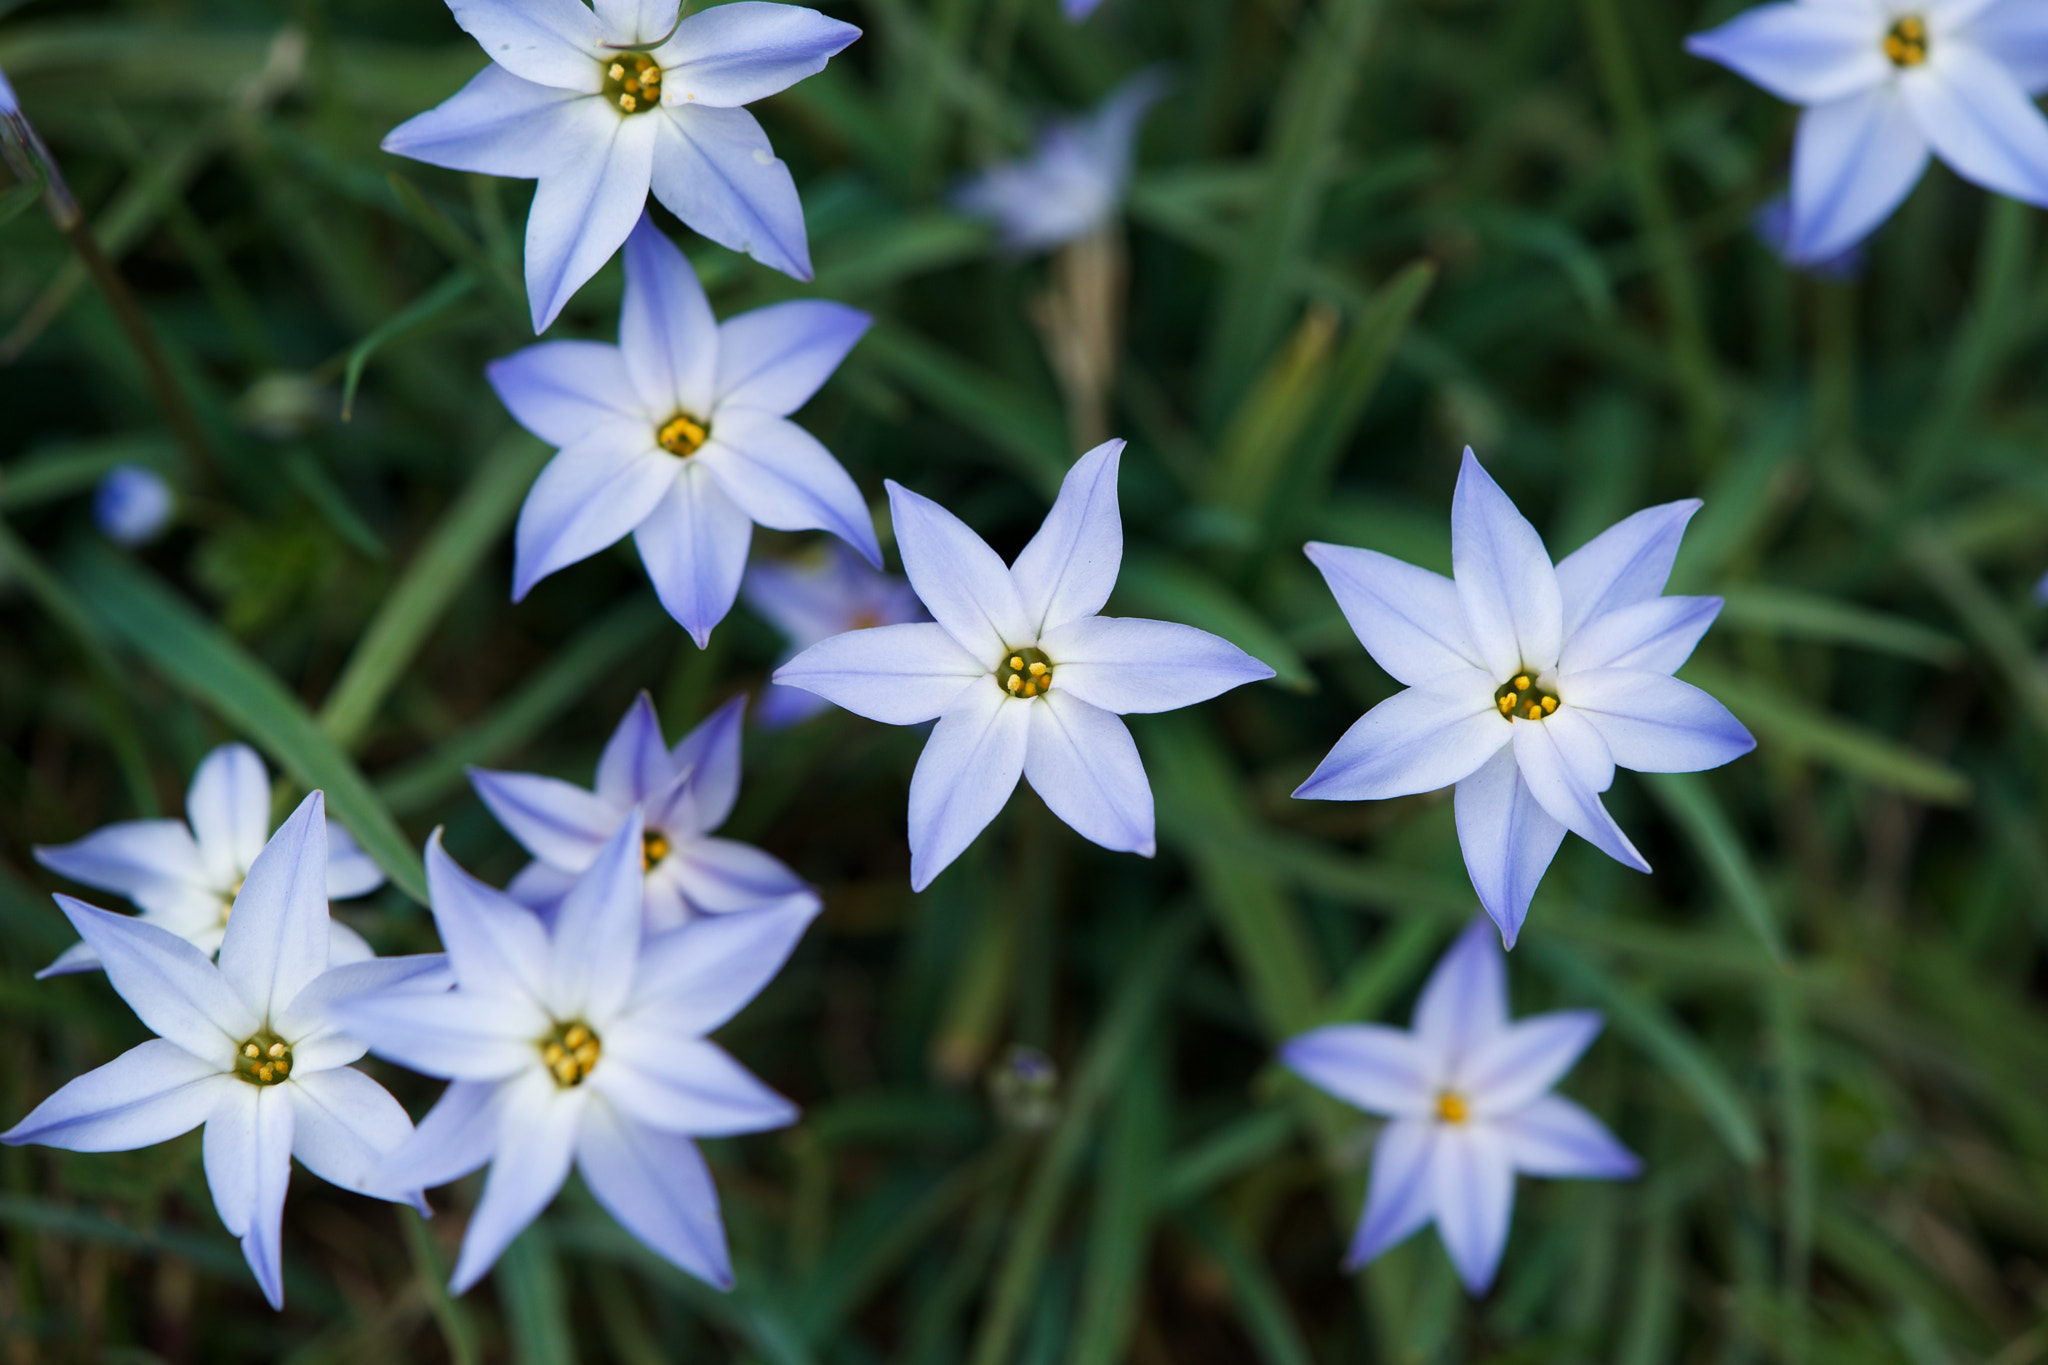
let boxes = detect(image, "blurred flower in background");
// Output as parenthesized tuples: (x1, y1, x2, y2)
(1280, 917, 1639, 1295)
(490, 215, 877, 645)
(5, 795, 444, 1309)
(341, 819, 815, 1295)
(34, 743, 387, 977)
(744, 541, 927, 727)
(92, 463, 172, 546)
(1751, 192, 1866, 280)
(1062, 0, 1106, 21)
(382, 0, 860, 329)
(471, 693, 818, 931)
(1687, 0, 2048, 265)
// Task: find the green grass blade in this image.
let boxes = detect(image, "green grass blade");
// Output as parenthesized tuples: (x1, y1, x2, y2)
(496, 1224, 575, 1365)
(1642, 771, 1786, 965)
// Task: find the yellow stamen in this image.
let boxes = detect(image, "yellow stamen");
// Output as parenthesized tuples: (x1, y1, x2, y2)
(657, 412, 709, 456)
(997, 647, 1055, 700)
(540, 1020, 603, 1087)
(641, 829, 671, 871)
(1023, 681, 1038, 697)
(244, 1043, 260, 1059)
(608, 62, 625, 79)
(1494, 669, 1560, 724)
(601, 53, 664, 115)
(1513, 675, 1530, 692)
(1541, 695, 1557, 713)
(1007, 675, 1023, 693)
(618, 93, 637, 111)
(1010, 656, 1024, 671)
(1883, 15, 1927, 67)
(1028, 661, 1047, 676)
(1437, 1091, 1470, 1124)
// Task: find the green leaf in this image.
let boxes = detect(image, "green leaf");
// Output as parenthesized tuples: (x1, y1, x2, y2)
(338, 268, 478, 421)
(1069, 1035, 1167, 1365)
(1716, 587, 1963, 667)
(65, 544, 427, 904)
(496, 1224, 575, 1365)
(1642, 771, 1785, 965)
(858, 321, 1069, 494)
(1179, 1207, 1315, 1365)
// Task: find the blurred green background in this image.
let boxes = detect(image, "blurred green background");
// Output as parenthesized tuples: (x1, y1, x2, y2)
(3, 0, 2048, 1360)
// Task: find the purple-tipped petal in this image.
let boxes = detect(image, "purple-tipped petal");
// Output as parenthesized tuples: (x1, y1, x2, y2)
(1558, 596, 1721, 677)
(448, 0, 608, 89)
(595, 693, 674, 810)
(487, 341, 647, 448)
(1452, 748, 1566, 949)
(634, 462, 755, 647)
(1788, 88, 1931, 265)
(653, 3, 860, 107)
(576, 1104, 734, 1288)
(1292, 677, 1508, 802)
(885, 480, 1032, 667)
(2, 1039, 229, 1152)
(1035, 616, 1273, 715)
(469, 769, 621, 871)
(33, 820, 209, 904)
(1279, 1024, 1438, 1119)
(907, 687, 1031, 891)
(772, 622, 986, 725)
(546, 812, 646, 1024)
(57, 897, 255, 1065)
(1344, 1117, 1438, 1270)
(1304, 541, 1485, 688)
(378, 1079, 511, 1195)
(1460, 1010, 1604, 1116)
(1511, 714, 1650, 874)
(1022, 693, 1154, 856)
(660, 695, 748, 838)
(629, 896, 818, 1034)
(219, 792, 330, 1023)
(1902, 45, 2048, 206)
(621, 215, 719, 420)
(381, 66, 597, 177)
(450, 1072, 583, 1294)
(289, 1067, 425, 1207)
(1563, 670, 1756, 775)
(203, 1082, 295, 1309)
(715, 301, 871, 416)
(187, 744, 271, 885)
(1494, 1095, 1641, 1180)
(650, 104, 812, 281)
(1451, 450, 1563, 679)
(1966, 0, 2048, 96)
(512, 431, 676, 601)
(1412, 917, 1509, 1069)
(1552, 500, 1700, 644)
(699, 410, 881, 566)
(663, 838, 817, 918)
(424, 832, 554, 1001)
(523, 113, 658, 333)
(1682, 4, 1889, 105)
(325, 823, 386, 899)
(1010, 439, 1124, 637)
(1429, 1123, 1514, 1296)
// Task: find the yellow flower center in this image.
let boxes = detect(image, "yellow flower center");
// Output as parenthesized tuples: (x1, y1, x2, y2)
(658, 411, 710, 457)
(1494, 672, 1559, 722)
(1436, 1090, 1470, 1125)
(1883, 15, 1927, 67)
(601, 54, 664, 115)
(236, 1031, 293, 1086)
(997, 648, 1054, 699)
(641, 829, 671, 871)
(540, 1020, 602, 1087)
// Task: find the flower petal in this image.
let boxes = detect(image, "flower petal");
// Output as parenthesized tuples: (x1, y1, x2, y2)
(379, 1080, 512, 1195)
(33, 819, 209, 905)
(594, 0, 679, 45)
(2, 1039, 228, 1151)
(450, 0, 606, 88)
(425, 830, 555, 996)
(325, 822, 386, 899)
(650, 104, 811, 281)
(633, 460, 755, 647)
(1459, 1010, 1603, 1115)
(277, 952, 456, 1073)
(1428, 1122, 1515, 1296)
(907, 685, 1031, 892)
(1683, 3, 1889, 104)
(595, 1036, 796, 1135)
(627, 897, 820, 1034)
(1451, 449, 1563, 679)
(524, 111, 658, 332)
(1493, 1095, 1641, 1180)
(289, 1067, 424, 1207)
(885, 480, 1032, 667)
(1452, 747, 1566, 950)
(511, 429, 676, 600)
(715, 300, 871, 416)
(469, 768, 620, 871)
(1278, 1024, 1436, 1118)
(654, 2, 860, 107)
(620, 214, 719, 420)
(660, 694, 747, 837)
(340, 988, 545, 1081)
(1964, 0, 2048, 96)
(1511, 713, 1650, 873)
(187, 743, 271, 885)
(1344, 1117, 1438, 1270)
(1010, 439, 1124, 637)
(1291, 676, 1508, 802)
(596, 691, 675, 810)
(1021, 693, 1154, 856)
(33, 939, 104, 980)
(507, 860, 578, 918)
(219, 792, 330, 1025)
(664, 837, 818, 918)
(1412, 916, 1509, 1070)
(381, 65, 596, 177)
(1789, 87, 1931, 264)
(487, 340, 646, 449)
(1035, 615, 1275, 715)
(1903, 44, 2048, 205)
(576, 1100, 734, 1288)
(1558, 596, 1720, 676)
(203, 1083, 295, 1309)
(546, 813, 646, 1025)
(58, 896, 253, 1064)
(1563, 670, 1756, 774)
(1304, 541, 1485, 688)
(771, 622, 986, 724)
(699, 409, 881, 565)
(450, 1072, 584, 1294)
(1552, 499, 1700, 644)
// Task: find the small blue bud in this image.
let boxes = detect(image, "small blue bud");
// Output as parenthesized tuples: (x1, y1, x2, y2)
(94, 465, 173, 546)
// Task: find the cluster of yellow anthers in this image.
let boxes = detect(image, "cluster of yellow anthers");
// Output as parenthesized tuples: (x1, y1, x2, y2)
(237, 1035, 292, 1086)
(1436, 1090, 1470, 1125)
(658, 411, 708, 457)
(1883, 15, 1927, 67)
(641, 828, 672, 871)
(542, 1022, 602, 1087)
(603, 54, 664, 115)
(1495, 673, 1558, 722)
(1001, 653, 1053, 698)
